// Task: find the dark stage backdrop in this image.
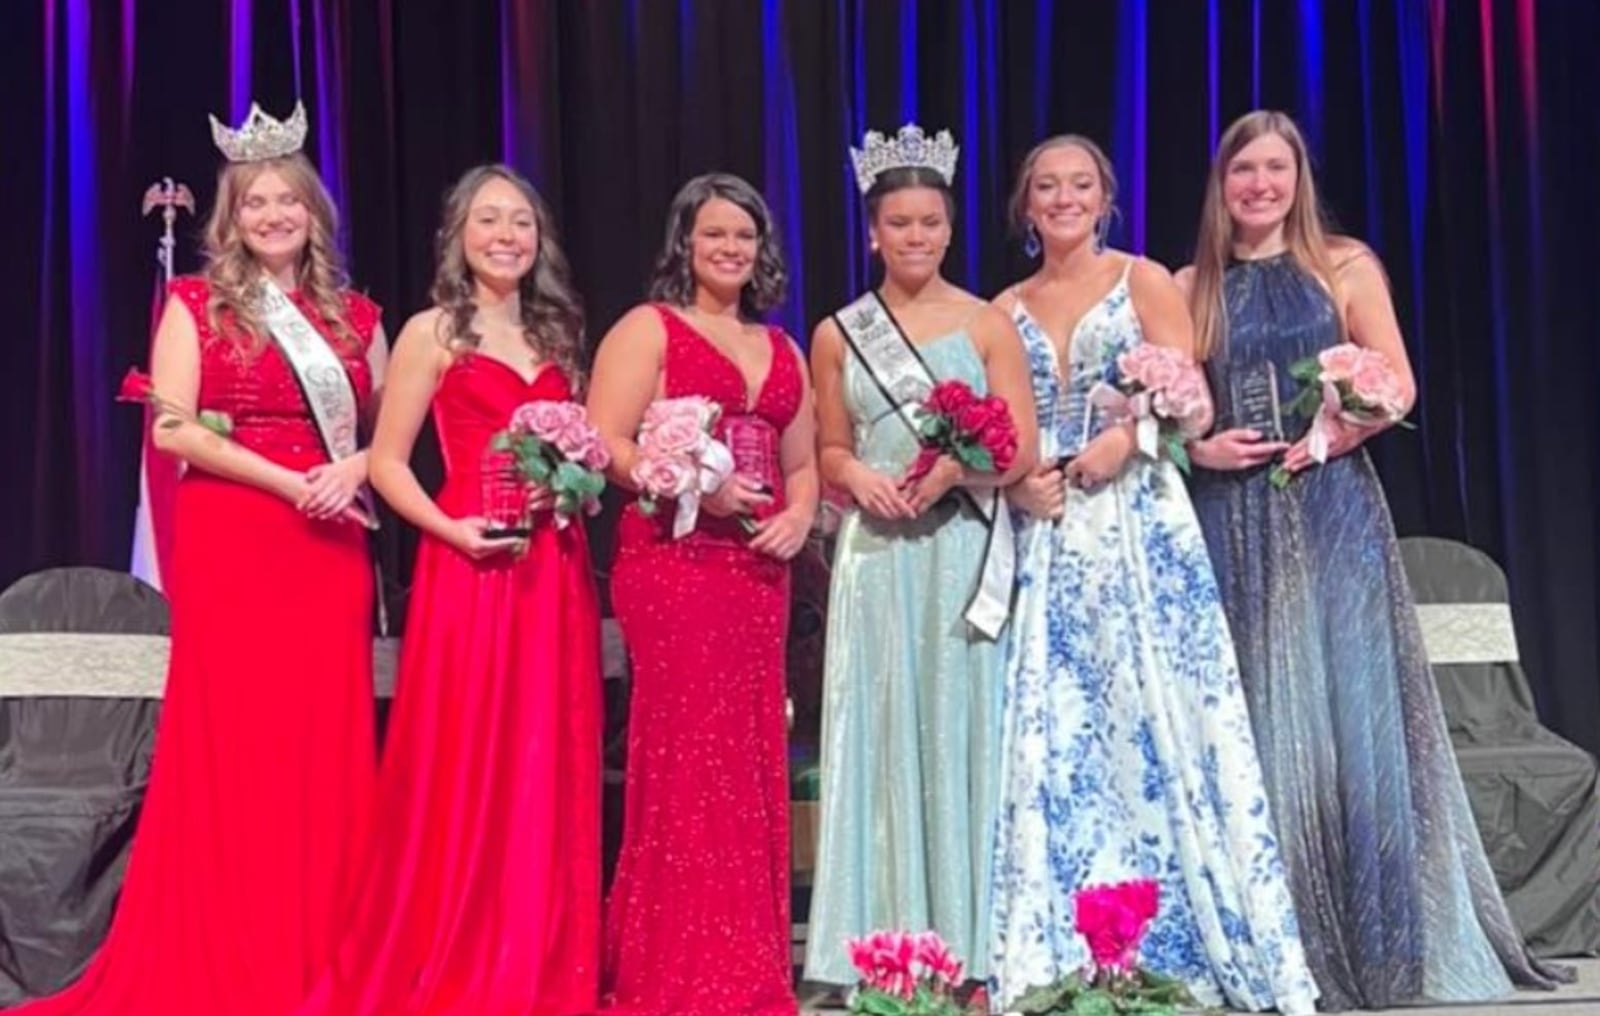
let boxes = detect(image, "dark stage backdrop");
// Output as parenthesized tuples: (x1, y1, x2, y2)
(4, 0, 1597, 751)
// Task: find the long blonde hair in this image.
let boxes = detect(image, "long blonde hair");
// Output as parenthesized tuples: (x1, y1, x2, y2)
(201, 153, 355, 353)
(1189, 111, 1343, 360)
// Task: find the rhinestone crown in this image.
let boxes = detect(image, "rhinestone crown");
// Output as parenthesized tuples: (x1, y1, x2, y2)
(849, 123, 959, 194)
(209, 100, 308, 163)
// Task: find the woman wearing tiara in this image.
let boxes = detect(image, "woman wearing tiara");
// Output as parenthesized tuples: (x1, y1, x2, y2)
(588, 173, 816, 1016)
(298, 164, 601, 1015)
(803, 125, 1037, 987)
(986, 134, 1316, 1013)
(16, 102, 383, 1014)
(1180, 109, 1568, 1010)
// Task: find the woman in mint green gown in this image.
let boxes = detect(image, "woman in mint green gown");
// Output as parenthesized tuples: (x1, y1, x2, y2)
(802, 126, 1037, 986)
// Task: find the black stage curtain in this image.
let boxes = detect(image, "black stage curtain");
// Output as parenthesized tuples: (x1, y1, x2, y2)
(4, 1, 1596, 750)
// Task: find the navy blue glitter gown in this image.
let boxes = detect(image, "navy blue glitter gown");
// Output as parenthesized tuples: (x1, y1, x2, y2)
(1187, 254, 1568, 1010)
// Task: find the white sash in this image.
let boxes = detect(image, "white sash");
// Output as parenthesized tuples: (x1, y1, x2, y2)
(257, 276, 376, 523)
(832, 293, 1016, 640)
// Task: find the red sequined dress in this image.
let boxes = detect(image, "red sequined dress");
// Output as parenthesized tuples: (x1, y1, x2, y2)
(15, 276, 380, 1014)
(300, 356, 602, 1015)
(601, 306, 802, 1016)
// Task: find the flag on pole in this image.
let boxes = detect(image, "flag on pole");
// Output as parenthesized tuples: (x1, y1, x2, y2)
(131, 179, 193, 591)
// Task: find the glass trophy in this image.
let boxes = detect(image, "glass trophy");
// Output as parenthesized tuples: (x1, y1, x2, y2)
(723, 413, 782, 522)
(1229, 361, 1285, 442)
(480, 444, 532, 539)
(1054, 385, 1093, 467)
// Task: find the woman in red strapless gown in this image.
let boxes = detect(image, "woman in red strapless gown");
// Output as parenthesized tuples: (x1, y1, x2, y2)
(587, 174, 818, 1016)
(15, 147, 383, 1011)
(299, 164, 601, 1016)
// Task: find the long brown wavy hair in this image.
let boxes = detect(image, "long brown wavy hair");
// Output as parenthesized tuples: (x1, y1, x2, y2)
(430, 164, 586, 388)
(1188, 110, 1344, 361)
(201, 152, 354, 353)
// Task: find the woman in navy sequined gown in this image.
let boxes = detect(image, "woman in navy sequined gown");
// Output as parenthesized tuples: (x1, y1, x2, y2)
(587, 174, 817, 1016)
(1178, 110, 1568, 1010)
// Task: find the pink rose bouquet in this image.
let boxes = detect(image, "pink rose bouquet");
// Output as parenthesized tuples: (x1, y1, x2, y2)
(1006, 880, 1192, 1016)
(1270, 342, 1413, 488)
(845, 930, 978, 1016)
(490, 399, 610, 529)
(1087, 344, 1211, 474)
(631, 396, 736, 538)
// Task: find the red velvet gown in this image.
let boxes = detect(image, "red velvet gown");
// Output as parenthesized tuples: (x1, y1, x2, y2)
(300, 355, 602, 1016)
(13, 276, 380, 1014)
(601, 306, 801, 1016)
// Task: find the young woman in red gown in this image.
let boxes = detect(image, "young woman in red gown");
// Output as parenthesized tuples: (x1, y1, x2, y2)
(16, 106, 384, 1014)
(299, 163, 602, 1015)
(587, 173, 818, 1016)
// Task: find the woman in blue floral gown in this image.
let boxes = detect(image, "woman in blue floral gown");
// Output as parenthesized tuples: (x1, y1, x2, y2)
(988, 135, 1316, 1014)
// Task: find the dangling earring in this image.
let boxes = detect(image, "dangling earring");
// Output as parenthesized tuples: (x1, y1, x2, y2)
(1093, 216, 1109, 255)
(1024, 221, 1041, 259)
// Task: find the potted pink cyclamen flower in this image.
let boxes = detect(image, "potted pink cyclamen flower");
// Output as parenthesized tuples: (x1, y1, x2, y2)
(845, 930, 983, 1016)
(1007, 879, 1195, 1016)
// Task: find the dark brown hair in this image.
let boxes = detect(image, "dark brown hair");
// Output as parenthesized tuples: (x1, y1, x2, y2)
(863, 166, 957, 224)
(648, 173, 788, 318)
(429, 163, 586, 386)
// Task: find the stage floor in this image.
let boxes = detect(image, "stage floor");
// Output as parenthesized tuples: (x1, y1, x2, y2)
(798, 958, 1600, 1014)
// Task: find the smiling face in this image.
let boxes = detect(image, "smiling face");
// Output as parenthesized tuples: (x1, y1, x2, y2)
(869, 185, 952, 287)
(1024, 142, 1110, 252)
(234, 169, 310, 267)
(1222, 131, 1299, 238)
(688, 196, 759, 298)
(462, 175, 538, 290)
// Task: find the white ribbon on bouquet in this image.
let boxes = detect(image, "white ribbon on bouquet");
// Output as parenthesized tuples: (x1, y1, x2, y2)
(672, 438, 735, 539)
(1086, 382, 1160, 459)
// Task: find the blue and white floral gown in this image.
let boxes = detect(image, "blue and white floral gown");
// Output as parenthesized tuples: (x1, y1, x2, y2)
(988, 257, 1318, 1014)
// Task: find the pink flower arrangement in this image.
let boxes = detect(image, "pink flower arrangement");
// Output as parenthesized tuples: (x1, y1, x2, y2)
(491, 399, 609, 529)
(904, 380, 1019, 487)
(845, 930, 976, 1016)
(1306, 342, 1408, 419)
(1270, 342, 1413, 488)
(1087, 344, 1211, 474)
(631, 396, 736, 538)
(1074, 879, 1161, 977)
(1006, 879, 1191, 1016)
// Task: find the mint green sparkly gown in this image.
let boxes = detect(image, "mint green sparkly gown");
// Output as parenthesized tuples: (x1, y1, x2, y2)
(803, 329, 1004, 985)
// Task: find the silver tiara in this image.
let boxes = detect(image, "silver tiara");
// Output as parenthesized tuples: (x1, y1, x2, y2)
(208, 100, 308, 163)
(849, 124, 959, 194)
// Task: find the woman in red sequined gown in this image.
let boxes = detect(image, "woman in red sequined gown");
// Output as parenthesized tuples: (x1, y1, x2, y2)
(587, 174, 817, 1016)
(299, 164, 602, 1016)
(16, 148, 384, 1012)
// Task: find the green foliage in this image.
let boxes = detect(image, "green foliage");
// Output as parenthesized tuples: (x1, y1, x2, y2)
(1005, 968, 1192, 1016)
